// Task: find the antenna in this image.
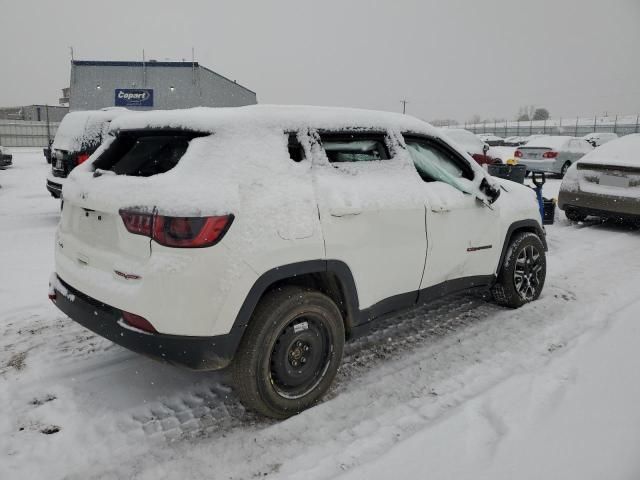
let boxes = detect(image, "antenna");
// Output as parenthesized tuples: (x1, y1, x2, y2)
(69, 46, 74, 62)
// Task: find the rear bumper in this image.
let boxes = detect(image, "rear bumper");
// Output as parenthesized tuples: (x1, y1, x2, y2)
(518, 159, 558, 174)
(50, 275, 243, 370)
(558, 189, 640, 219)
(46, 179, 62, 198)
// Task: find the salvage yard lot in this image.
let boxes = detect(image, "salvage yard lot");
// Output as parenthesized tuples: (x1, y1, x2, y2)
(2, 148, 640, 479)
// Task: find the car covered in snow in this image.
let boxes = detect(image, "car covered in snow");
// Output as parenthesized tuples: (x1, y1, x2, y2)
(582, 132, 618, 148)
(46, 108, 131, 198)
(0, 146, 12, 169)
(514, 136, 593, 177)
(440, 128, 500, 165)
(477, 133, 505, 146)
(558, 133, 640, 222)
(49, 105, 547, 418)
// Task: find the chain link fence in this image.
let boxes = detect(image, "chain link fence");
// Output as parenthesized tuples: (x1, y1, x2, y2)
(0, 120, 60, 147)
(443, 115, 640, 138)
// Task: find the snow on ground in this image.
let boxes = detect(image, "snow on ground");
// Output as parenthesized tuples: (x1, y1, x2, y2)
(1, 149, 640, 479)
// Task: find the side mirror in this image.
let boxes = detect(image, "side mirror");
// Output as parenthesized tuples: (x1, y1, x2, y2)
(480, 177, 501, 204)
(482, 143, 490, 154)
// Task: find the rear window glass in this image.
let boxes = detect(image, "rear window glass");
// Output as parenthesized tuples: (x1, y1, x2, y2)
(93, 130, 207, 176)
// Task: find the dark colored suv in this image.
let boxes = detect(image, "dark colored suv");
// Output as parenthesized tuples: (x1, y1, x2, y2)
(0, 146, 12, 169)
(46, 108, 130, 198)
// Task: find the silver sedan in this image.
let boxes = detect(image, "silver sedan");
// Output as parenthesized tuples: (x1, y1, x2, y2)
(514, 136, 593, 177)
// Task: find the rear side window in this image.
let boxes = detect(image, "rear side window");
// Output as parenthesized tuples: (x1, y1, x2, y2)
(320, 133, 389, 163)
(93, 130, 207, 176)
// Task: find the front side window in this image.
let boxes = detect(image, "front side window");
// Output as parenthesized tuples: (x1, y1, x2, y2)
(404, 137, 473, 193)
(320, 134, 389, 163)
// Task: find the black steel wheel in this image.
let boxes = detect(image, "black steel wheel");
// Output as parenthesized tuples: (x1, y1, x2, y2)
(232, 286, 344, 419)
(269, 314, 332, 400)
(492, 232, 546, 308)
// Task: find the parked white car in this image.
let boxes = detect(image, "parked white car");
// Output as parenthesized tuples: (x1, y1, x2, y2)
(47, 108, 132, 198)
(477, 133, 505, 146)
(515, 136, 593, 176)
(582, 132, 618, 148)
(49, 105, 547, 418)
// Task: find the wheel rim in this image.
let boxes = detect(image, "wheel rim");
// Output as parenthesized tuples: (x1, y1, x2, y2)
(269, 314, 332, 400)
(513, 244, 543, 300)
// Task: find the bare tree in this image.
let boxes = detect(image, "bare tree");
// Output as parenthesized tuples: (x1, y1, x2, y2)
(533, 108, 550, 120)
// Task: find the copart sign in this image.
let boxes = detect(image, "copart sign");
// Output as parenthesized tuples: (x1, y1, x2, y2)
(115, 89, 154, 107)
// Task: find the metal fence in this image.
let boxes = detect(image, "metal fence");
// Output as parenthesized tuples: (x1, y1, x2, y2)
(445, 115, 640, 138)
(0, 119, 60, 147)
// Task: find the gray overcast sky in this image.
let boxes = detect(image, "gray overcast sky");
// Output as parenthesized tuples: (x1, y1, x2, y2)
(1, 0, 639, 122)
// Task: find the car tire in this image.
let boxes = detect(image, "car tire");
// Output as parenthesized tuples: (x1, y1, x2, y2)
(492, 232, 546, 308)
(560, 161, 571, 177)
(232, 286, 345, 419)
(565, 208, 587, 222)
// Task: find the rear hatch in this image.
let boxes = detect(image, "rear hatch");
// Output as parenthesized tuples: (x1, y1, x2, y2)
(577, 162, 640, 196)
(58, 130, 206, 276)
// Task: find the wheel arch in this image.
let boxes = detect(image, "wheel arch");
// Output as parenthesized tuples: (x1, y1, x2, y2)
(496, 219, 547, 275)
(233, 260, 360, 340)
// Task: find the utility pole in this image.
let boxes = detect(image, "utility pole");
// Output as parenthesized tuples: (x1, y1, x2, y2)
(400, 99, 408, 114)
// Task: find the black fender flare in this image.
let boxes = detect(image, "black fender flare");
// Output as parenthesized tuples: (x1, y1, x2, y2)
(496, 219, 547, 274)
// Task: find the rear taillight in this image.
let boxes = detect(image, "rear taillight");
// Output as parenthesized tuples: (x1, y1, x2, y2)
(542, 151, 558, 159)
(120, 211, 154, 237)
(119, 209, 234, 248)
(514, 150, 523, 158)
(122, 311, 157, 333)
(76, 153, 90, 165)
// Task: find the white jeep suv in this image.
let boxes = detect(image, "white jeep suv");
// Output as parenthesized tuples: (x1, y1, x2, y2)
(50, 105, 547, 418)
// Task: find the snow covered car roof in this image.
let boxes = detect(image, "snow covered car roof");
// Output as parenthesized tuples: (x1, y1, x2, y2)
(578, 133, 640, 167)
(109, 105, 437, 136)
(53, 108, 133, 152)
(524, 135, 572, 149)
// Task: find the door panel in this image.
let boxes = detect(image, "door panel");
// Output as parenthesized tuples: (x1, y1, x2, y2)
(311, 132, 427, 310)
(420, 182, 500, 289)
(402, 136, 501, 290)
